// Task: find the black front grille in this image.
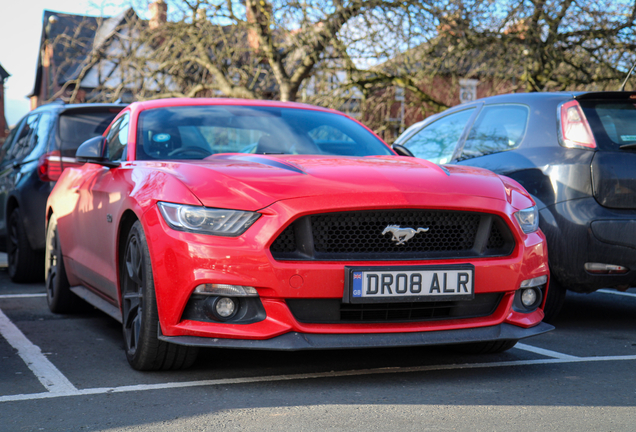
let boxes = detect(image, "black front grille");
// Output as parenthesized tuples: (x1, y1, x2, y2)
(271, 210, 514, 261)
(286, 293, 503, 323)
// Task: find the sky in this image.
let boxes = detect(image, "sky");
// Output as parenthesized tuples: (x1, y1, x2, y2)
(0, 0, 133, 126)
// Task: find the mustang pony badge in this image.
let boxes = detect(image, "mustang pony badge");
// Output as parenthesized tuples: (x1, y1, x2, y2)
(382, 225, 429, 245)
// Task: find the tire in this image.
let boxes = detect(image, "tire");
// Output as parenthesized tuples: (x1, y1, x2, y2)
(45, 214, 80, 313)
(121, 221, 198, 371)
(542, 278, 567, 323)
(451, 339, 518, 355)
(7, 208, 44, 283)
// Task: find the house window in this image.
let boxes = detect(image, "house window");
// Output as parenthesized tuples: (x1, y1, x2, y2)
(459, 79, 478, 104)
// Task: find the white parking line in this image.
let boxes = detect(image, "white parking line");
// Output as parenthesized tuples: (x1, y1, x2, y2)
(515, 343, 579, 360)
(0, 308, 77, 394)
(597, 289, 636, 298)
(2, 353, 636, 403)
(0, 291, 633, 404)
(0, 293, 46, 299)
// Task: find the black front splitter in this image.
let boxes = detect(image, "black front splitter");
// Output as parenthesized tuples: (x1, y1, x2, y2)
(158, 322, 554, 351)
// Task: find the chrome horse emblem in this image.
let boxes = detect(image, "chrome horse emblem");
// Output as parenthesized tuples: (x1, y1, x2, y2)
(382, 225, 429, 245)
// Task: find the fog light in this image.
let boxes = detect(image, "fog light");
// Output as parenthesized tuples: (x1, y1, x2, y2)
(514, 276, 546, 313)
(584, 263, 629, 275)
(521, 288, 538, 307)
(215, 297, 237, 318)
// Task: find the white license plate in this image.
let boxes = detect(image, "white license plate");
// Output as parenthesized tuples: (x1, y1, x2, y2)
(346, 265, 474, 303)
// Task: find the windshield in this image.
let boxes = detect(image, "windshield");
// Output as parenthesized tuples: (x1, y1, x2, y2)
(135, 105, 392, 160)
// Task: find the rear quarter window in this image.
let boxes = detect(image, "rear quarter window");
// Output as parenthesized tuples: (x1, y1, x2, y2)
(459, 104, 529, 160)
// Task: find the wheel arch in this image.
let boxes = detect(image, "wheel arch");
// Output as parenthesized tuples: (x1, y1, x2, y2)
(6, 195, 19, 225)
(117, 210, 140, 303)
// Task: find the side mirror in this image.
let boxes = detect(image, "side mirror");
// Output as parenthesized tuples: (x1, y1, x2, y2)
(76, 136, 119, 168)
(392, 144, 415, 157)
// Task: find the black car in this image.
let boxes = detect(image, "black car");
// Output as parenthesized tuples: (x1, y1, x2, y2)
(394, 91, 636, 320)
(1, 102, 125, 282)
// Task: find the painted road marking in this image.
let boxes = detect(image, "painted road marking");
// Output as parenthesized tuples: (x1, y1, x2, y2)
(0, 290, 634, 403)
(515, 343, 579, 360)
(2, 354, 636, 403)
(0, 308, 77, 394)
(0, 293, 46, 299)
(597, 289, 636, 299)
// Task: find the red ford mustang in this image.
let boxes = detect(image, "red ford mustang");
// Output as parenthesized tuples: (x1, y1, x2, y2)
(45, 98, 552, 370)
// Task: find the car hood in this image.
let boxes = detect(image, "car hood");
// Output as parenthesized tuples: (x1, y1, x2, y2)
(142, 155, 523, 211)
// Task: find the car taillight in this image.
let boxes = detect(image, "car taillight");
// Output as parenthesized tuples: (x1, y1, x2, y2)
(37, 151, 63, 182)
(558, 100, 597, 149)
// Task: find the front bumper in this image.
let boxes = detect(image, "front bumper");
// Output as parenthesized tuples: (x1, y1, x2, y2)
(143, 193, 549, 344)
(160, 322, 554, 350)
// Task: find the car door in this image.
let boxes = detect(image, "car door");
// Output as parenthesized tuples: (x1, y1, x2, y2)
(0, 114, 39, 234)
(454, 104, 531, 174)
(69, 113, 130, 301)
(399, 107, 479, 164)
(0, 119, 24, 235)
(449, 103, 560, 205)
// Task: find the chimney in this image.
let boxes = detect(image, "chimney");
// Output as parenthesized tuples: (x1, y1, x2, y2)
(149, 0, 167, 30)
(245, 0, 272, 51)
(246, 5, 259, 51)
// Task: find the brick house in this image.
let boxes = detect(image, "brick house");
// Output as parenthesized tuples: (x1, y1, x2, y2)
(0, 62, 9, 143)
(28, 7, 144, 109)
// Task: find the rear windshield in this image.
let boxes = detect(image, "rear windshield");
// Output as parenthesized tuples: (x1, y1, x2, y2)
(58, 110, 121, 156)
(136, 105, 392, 160)
(579, 101, 636, 150)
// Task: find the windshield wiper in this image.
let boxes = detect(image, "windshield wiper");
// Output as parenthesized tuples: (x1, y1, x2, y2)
(619, 143, 636, 150)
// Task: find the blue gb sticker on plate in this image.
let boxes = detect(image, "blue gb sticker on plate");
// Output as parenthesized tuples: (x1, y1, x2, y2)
(352, 272, 363, 297)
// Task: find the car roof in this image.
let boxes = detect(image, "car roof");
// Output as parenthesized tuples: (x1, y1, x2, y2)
(472, 90, 636, 105)
(30, 102, 128, 115)
(132, 98, 339, 114)
(472, 91, 578, 105)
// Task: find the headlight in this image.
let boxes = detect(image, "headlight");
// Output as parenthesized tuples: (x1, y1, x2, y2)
(514, 205, 539, 233)
(157, 202, 260, 236)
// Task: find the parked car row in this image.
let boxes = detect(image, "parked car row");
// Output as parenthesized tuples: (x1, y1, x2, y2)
(4, 91, 633, 371)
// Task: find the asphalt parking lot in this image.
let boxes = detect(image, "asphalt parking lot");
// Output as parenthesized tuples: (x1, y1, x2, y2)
(1, 258, 636, 431)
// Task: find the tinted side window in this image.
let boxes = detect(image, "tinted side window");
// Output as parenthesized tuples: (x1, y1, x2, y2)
(28, 112, 53, 160)
(10, 114, 40, 160)
(105, 113, 129, 162)
(0, 118, 24, 164)
(460, 105, 529, 160)
(403, 109, 475, 164)
(579, 101, 636, 151)
(58, 111, 120, 157)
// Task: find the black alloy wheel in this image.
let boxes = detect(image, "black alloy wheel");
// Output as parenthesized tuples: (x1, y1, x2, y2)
(121, 220, 198, 371)
(45, 214, 79, 313)
(7, 208, 44, 283)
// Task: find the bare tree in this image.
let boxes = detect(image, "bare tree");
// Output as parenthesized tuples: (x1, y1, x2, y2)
(351, 0, 636, 96)
(43, 0, 636, 140)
